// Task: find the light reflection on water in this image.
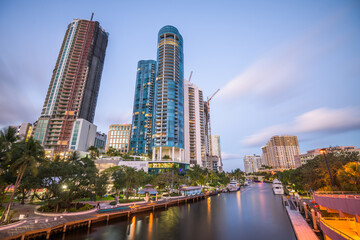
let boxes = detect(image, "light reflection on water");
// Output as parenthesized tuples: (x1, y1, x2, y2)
(59, 184, 296, 240)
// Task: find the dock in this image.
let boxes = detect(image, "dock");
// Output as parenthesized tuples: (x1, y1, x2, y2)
(283, 197, 319, 240)
(0, 193, 211, 240)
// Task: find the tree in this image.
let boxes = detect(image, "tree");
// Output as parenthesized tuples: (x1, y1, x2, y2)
(337, 162, 360, 191)
(1, 137, 46, 223)
(0, 127, 17, 206)
(88, 146, 100, 160)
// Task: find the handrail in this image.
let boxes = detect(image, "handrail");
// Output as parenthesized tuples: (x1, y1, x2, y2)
(315, 191, 360, 194)
(315, 193, 360, 199)
(320, 217, 357, 240)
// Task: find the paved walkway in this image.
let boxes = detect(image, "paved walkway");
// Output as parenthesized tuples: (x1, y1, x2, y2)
(285, 205, 319, 240)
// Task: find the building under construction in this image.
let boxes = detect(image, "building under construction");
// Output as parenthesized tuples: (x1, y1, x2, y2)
(33, 17, 108, 151)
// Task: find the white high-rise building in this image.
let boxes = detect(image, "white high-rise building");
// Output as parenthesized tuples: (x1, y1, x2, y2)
(244, 155, 262, 173)
(184, 80, 206, 166)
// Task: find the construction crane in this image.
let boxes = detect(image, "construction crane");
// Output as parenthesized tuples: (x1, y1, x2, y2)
(188, 71, 193, 82)
(205, 89, 220, 157)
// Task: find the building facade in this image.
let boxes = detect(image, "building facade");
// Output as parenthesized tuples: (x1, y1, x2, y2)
(69, 118, 97, 152)
(12, 123, 33, 141)
(33, 18, 108, 151)
(94, 132, 107, 151)
(261, 135, 300, 169)
(209, 135, 223, 172)
(244, 155, 262, 173)
(130, 60, 156, 155)
(295, 146, 360, 166)
(106, 124, 131, 153)
(152, 26, 184, 162)
(184, 80, 206, 166)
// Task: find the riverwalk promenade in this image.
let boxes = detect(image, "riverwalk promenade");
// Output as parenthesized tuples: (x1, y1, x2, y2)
(0, 194, 209, 240)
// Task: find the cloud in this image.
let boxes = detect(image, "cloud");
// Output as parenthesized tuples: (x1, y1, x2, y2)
(221, 152, 243, 160)
(218, 9, 346, 103)
(242, 107, 360, 147)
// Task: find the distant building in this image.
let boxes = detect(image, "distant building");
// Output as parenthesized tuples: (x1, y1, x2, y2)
(12, 123, 33, 141)
(94, 158, 189, 174)
(130, 60, 156, 155)
(209, 135, 223, 172)
(94, 132, 107, 152)
(244, 155, 262, 173)
(33, 18, 108, 151)
(106, 124, 131, 153)
(261, 135, 300, 169)
(295, 146, 360, 166)
(69, 118, 97, 152)
(184, 80, 206, 166)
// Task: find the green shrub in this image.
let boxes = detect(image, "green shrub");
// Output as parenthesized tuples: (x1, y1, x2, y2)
(109, 201, 117, 205)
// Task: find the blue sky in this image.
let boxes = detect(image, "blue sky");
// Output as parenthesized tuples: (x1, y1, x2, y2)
(1, 0, 359, 171)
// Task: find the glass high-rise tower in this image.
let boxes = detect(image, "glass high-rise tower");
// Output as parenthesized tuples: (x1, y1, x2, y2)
(33, 18, 108, 151)
(152, 25, 184, 161)
(130, 60, 156, 155)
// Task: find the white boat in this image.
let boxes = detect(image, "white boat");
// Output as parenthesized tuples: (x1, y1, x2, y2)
(272, 179, 284, 195)
(227, 179, 240, 192)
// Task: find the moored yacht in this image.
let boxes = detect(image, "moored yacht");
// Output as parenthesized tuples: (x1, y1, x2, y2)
(227, 179, 240, 192)
(272, 179, 284, 195)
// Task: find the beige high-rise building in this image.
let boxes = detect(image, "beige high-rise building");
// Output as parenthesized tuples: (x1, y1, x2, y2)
(184, 80, 206, 166)
(261, 135, 300, 169)
(106, 124, 131, 153)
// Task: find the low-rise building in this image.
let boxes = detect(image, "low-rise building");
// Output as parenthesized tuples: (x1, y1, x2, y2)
(295, 146, 360, 166)
(94, 132, 107, 152)
(106, 124, 131, 153)
(69, 118, 97, 152)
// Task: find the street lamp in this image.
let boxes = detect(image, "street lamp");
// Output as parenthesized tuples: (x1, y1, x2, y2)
(320, 149, 335, 187)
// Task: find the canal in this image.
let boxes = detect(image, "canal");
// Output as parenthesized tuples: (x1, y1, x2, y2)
(59, 183, 296, 240)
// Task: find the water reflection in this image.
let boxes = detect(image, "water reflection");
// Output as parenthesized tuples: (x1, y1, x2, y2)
(236, 190, 241, 213)
(148, 213, 153, 240)
(128, 216, 136, 240)
(207, 197, 211, 224)
(59, 184, 296, 240)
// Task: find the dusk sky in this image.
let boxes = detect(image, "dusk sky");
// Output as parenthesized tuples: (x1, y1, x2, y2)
(1, 0, 359, 171)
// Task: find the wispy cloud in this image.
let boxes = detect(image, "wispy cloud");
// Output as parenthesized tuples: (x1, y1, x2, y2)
(221, 152, 243, 160)
(242, 107, 360, 147)
(218, 9, 346, 103)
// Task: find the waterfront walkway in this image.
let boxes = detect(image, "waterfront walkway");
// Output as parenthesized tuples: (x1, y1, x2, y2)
(285, 204, 319, 240)
(0, 194, 209, 240)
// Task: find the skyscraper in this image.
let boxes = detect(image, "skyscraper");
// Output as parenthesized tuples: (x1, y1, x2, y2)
(152, 26, 184, 161)
(130, 60, 156, 155)
(33, 17, 108, 151)
(184, 80, 206, 166)
(261, 135, 300, 169)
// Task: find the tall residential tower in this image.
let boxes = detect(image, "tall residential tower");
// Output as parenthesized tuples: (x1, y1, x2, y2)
(184, 80, 206, 166)
(152, 26, 184, 161)
(130, 60, 156, 155)
(33, 18, 108, 151)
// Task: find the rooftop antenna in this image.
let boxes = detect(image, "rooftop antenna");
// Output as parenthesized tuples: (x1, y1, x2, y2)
(90, 12, 94, 22)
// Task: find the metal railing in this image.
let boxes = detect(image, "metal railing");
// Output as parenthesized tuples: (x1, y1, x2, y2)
(315, 191, 360, 199)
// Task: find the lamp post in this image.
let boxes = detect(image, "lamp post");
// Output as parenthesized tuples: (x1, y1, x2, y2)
(320, 149, 335, 187)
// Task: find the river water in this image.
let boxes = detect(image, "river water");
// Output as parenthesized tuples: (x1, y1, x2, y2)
(61, 183, 296, 240)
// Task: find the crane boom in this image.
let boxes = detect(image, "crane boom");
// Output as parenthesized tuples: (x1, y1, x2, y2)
(188, 71, 193, 82)
(207, 89, 220, 103)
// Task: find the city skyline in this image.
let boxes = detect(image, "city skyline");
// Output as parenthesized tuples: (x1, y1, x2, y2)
(1, 0, 359, 171)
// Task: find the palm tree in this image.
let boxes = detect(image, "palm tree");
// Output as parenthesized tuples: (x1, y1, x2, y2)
(0, 137, 46, 224)
(87, 146, 99, 160)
